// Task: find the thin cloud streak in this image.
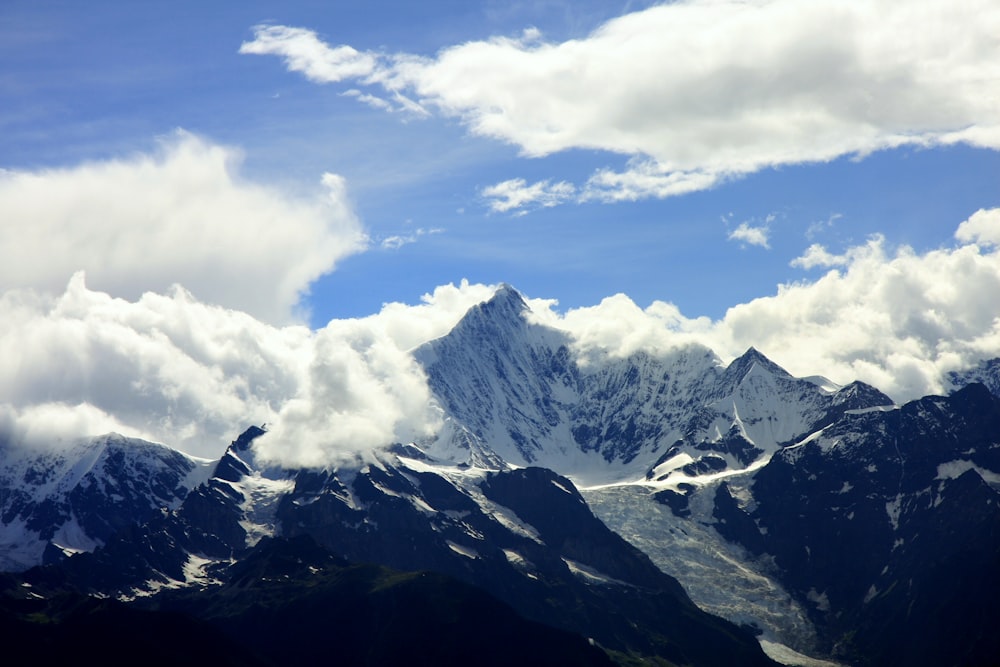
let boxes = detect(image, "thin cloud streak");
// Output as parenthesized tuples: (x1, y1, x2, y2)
(481, 178, 575, 214)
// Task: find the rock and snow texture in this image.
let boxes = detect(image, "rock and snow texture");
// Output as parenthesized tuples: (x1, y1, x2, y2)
(415, 285, 892, 486)
(0, 433, 212, 571)
(413, 286, 1000, 664)
(948, 356, 1000, 398)
(584, 484, 821, 653)
(716, 383, 1000, 665)
(21, 429, 773, 665)
(4, 284, 999, 665)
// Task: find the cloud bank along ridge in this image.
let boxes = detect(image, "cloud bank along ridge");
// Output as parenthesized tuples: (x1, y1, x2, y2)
(0, 131, 367, 323)
(0, 276, 495, 464)
(2, 212, 999, 468)
(240, 0, 1000, 212)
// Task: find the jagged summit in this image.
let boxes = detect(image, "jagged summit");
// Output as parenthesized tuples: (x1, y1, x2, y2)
(0, 433, 212, 571)
(949, 356, 1000, 398)
(452, 283, 529, 333)
(414, 293, 898, 485)
(492, 282, 527, 305)
(720, 347, 791, 387)
(212, 424, 267, 482)
(828, 380, 894, 410)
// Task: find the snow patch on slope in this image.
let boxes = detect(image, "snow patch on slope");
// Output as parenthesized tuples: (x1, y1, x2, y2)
(237, 473, 295, 547)
(583, 483, 824, 656)
(937, 459, 1000, 486)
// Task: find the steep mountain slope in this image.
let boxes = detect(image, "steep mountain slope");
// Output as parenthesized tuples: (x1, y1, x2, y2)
(2, 535, 612, 667)
(726, 383, 1000, 665)
(23, 426, 774, 666)
(0, 433, 212, 571)
(6, 284, 998, 665)
(413, 286, 1000, 664)
(415, 286, 892, 486)
(949, 355, 1000, 397)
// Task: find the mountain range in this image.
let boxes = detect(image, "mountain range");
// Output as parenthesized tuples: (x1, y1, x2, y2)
(2, 284, 999, 666)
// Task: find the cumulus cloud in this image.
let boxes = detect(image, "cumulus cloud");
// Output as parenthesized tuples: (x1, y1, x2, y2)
(0, 275, 496, 465)
(0, 131, 367, 323)
(728, 222, 771, 249)
(242, 0, 1000, 211)
(252, 322, 440, 468)
(3, 204, 998, 465)
(527, 294, 715, 368)
(790, 243, 850, 269)
(0, 274, 309, 457)
(713, 236, 1000, 400)
(530, 223, 1000, 403)
(238, 25, 377, 82)
(955, 208, 1000, 247)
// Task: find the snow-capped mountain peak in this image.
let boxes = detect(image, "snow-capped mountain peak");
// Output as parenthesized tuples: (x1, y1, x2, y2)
(0, 433, 212, 571)
(415, 291, 894, 487)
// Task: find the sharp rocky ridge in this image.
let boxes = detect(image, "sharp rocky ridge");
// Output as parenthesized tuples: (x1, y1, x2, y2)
(415, 284, 894, 486)
(4, 283, 1000, 666)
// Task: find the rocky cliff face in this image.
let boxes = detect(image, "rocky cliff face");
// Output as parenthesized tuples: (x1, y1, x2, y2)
(416, 286, 892, 486)
(0, 433, 212, 571)
(5, 284, 999, 666)
(726, 383, 1000, 665)
(18, 425, 774, 666)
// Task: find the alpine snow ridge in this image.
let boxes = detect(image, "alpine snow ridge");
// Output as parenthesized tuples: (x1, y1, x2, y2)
(416, 284, 893, 486)
(3, 284, 1000, 666)
(0, 433, 212, 571)
(12, 426, 774, 666)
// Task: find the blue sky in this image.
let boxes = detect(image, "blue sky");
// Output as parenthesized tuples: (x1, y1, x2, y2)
(4, 0, 998, 327)
(2, 1, 1000, 456)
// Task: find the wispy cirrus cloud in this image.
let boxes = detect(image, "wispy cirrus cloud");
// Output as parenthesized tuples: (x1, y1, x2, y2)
(481, 178, 575, 214)
(241, 0, 1000, 212)
(380, 227, 444, 250)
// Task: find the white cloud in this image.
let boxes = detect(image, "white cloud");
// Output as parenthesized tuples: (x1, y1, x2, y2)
(3, 216, 1000, 464)
(790, 243, 849, 269)
(380, 227, 444, 250)
(252, 321, 440, 468)
(0, 274, 310, 457)
(728, 222, 771, 248)
(581, 160, 724, 203)
(239, 25, 377, 82)
(242, 1, 1000, 210)
(806, 213, 842, 240)
(0, 403, 138, 454)
(530, 226, 1000, 403)
(527, 293, 715, 368)
(0, 131, 367, 323)
(481, 178, 575, 214)
(710, 236, 1000, 400)
(0, 276, 496, 465)
(955, 208, 1000, 247)
(343, 89, 394, 112)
